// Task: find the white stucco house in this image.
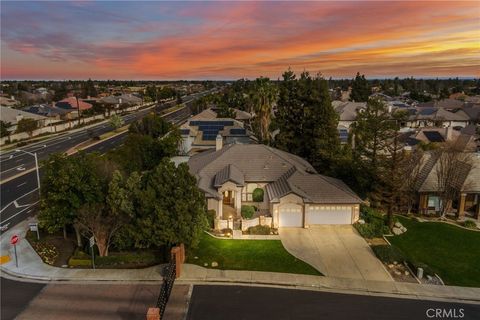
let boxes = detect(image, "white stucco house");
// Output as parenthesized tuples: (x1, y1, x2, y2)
(187, 142, 362, 229)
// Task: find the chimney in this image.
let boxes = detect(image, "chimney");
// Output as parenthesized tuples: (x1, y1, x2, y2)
(445, 126, 453, 140)
(215, 134, 223, 151)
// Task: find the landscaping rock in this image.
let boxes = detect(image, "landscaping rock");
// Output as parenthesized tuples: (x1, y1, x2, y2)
(358, 219, 365, 224)
(393, 261, 398, 265)
(204, 263, 208, 267)
(194, 256, 199, 260)
(394, 222, 403, 228)
(392, 227, 403, 235)
(394, 271, 402, 276)
(400, 226, 407, 233)
(211, 261, 218, 267)
(405, 271, 410, 276)
(388, 264, 394, 269)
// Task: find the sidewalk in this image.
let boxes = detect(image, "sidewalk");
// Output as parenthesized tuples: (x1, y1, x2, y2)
(178, 264, 480, 304)
(1, 220, 480, 304)
(0, 219, 164, 282)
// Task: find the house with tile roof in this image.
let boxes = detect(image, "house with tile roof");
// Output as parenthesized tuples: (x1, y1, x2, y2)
(416, 152, 480, 220)
(188, 143, 362, 228)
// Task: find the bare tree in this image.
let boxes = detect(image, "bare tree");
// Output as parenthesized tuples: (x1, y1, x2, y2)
(435, 143, 473, 219)
(400, 150, 424, 215)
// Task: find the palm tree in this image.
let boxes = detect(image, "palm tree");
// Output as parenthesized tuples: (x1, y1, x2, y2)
(249, 77, 278, 143)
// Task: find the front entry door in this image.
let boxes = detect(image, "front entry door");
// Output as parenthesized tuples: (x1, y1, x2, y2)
(223, 191, 234, 206)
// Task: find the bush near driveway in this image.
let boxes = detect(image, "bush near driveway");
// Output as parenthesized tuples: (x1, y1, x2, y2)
(187, 233, 321, 275)
(389, 216, 480, 287)
(247, 225, 271, 235)
(354, 206, 390, 238)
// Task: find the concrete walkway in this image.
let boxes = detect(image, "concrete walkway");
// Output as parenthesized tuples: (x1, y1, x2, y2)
(279, 225, 392, 281)
(1, 220, 480, 304)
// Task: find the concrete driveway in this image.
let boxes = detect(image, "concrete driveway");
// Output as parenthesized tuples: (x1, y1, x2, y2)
(279, 225, 392, 281)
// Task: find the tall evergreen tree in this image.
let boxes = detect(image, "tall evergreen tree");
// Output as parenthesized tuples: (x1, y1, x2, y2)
(275, 70, 340, 173)
(350, 72, 370, 102)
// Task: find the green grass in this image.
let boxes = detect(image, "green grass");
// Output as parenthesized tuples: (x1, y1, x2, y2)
(389, 216, 480, 287)
(187, 233, 321, 275)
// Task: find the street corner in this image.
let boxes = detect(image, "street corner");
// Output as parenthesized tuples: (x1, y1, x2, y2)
(0, 255, 11, 264)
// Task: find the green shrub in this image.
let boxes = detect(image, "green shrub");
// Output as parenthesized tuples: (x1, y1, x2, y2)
(371, 245, 406, 263)
(252, 188, 264, 202)
(68, 257, 92, 267)
(207, 209, 216, 229)
(247, 225, 271, 235)
(464, 220, 477, 229)
(241, 205, 255, 219)
(354, 223, 378, 238)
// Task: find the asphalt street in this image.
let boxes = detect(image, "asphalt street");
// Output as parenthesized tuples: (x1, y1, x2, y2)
(0, 277, 158, 320)
(0, 90, 210, 233)
(0, 277, 46, 320)
(187, 285, 480, 320)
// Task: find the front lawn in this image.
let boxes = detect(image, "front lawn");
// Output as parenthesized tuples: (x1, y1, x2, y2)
(389, 216, 480, 287)
(187, 233, 321, 275)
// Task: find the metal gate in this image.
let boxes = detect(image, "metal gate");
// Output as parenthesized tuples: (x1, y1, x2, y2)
(156, 259, 176, 319)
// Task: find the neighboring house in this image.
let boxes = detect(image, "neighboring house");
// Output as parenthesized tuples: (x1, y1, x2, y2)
(23, 103, 72, 121)
(179, 116, 254, 155)
(56, 97, 93, 111)
(406, 107, 471, 128)
(100, 94, 143, 107)
(188, 143, 362, 228)
(192, 107, 253, 122)
(416, 152, 480, 220)
(333, 101, 366, 128)
(0, 105, 49, 131)
(0, 96, 20, 107)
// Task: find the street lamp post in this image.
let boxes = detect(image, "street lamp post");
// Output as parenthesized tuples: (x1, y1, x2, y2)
(15, 149, 41, 196)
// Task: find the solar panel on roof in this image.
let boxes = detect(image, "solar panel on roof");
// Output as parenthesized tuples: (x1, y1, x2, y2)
(230, 128, 246, 135)
(423, 131, 445, 143)
(419, 108, 437, 115)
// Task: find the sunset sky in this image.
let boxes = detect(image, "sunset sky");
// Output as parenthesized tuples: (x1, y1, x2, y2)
(1, 1, 479, 80)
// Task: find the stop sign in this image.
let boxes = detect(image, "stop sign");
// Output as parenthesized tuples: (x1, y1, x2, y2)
(10, 235, 19, 245)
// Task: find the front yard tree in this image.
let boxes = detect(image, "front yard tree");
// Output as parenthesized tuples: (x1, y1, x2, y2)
(76, 171, 140, 257)
(131, 159, 207, 249)
(39, 153, 104, 245)
(16, 118, 38, 137)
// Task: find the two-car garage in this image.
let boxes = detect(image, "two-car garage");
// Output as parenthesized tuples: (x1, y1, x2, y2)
(278, 203, 354, 227)
(306, 205, 352, 225)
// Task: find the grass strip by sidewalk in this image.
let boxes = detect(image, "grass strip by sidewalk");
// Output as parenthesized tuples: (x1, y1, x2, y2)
(187, 233, 321, 275)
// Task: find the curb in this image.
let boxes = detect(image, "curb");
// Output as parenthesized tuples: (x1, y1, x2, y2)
(174, 278, 480, 304)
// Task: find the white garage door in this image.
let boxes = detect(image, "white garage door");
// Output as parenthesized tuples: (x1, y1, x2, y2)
(307, 205, 352, 225)
(279, 204, 303, 227)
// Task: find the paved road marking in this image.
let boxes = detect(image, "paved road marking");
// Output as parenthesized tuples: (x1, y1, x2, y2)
(0, 255, 10, 264)
(1, 201, 40, 224)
